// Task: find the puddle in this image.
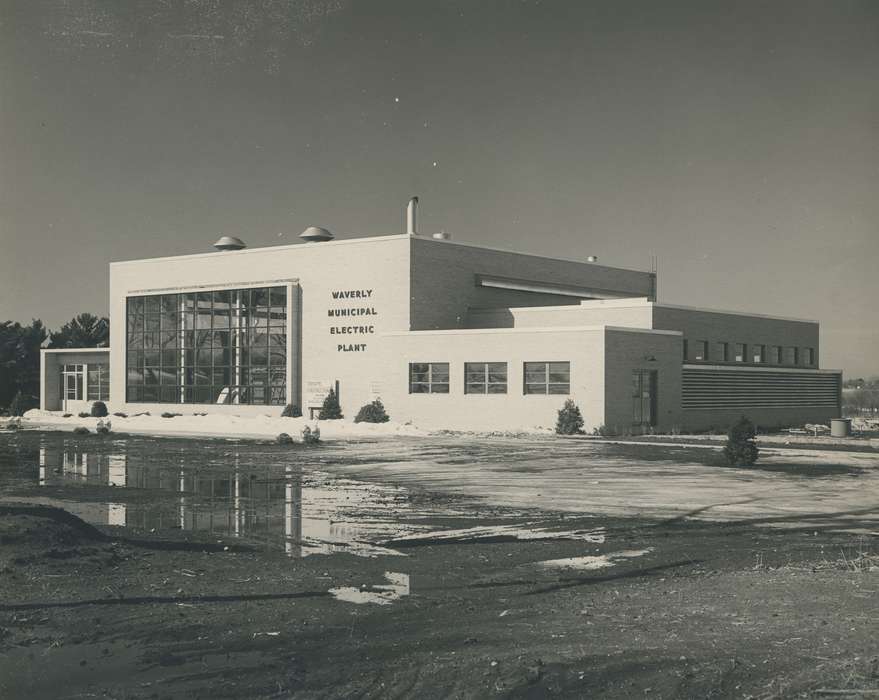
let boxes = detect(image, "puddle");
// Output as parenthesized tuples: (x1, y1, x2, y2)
(537, 548, 653, 570)
(329, 571, 411, 605)
(384, 523, 605, 547)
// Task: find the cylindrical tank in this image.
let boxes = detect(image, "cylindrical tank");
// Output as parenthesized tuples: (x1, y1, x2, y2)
(830, 418, 852, 438)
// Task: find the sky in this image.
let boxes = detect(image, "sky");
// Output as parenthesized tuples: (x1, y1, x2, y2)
(1, 0, 877, 377)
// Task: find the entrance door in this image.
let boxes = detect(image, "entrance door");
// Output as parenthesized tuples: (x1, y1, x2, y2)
(632, 369, 658, 430)
(61, 364, 85, 411)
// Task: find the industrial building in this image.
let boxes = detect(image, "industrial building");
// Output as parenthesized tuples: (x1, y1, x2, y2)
(41, 198, 842, 432)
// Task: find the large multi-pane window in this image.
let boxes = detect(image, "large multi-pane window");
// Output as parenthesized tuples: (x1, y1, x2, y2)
(126, 286, 288, 405)
(524, 362, 570, 395)
(409, 363, 450, 393)
(716, 342, 729, 362)
(694, 341, 708, 361)
(734, 343, 746, 362)
(464, 362, 508, 394)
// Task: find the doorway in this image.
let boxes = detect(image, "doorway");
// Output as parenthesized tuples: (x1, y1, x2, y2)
(632, 369, 658, 430)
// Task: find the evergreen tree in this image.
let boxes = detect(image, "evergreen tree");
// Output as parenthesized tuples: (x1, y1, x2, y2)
(354, 399, 390, 423)
(8, 390, 24, 417)
(318, 388, 343, 420)
(556, 399, 584, 435)
(48, 313, 109, 349)
(0, 319, 47, 411)
(723, 416, 759, 466)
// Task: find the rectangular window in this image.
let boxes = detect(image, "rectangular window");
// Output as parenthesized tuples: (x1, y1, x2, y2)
(409, 362, 450, 394)
(772, 345, 783, 364)
(86, 363, 110, 401)
(715, 342, 729, 362)
(682, 339, 688, 361)
(694, 341, 708, 362)
(126, 286, 288, 405)
(785, 346, 798, 365)
(734, 343, 746, 362)
(464, 362, 508, 394)
(805, 347, 815, 366)
(752, 345, 765, 364)
(524, 361, 570, 395)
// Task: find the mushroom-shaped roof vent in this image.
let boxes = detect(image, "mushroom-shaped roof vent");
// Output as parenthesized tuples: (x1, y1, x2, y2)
(213, 236, 247, 251)
(300, 226, 334, 243)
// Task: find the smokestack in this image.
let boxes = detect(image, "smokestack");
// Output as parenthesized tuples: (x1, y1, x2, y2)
(406, 196, 418, 235)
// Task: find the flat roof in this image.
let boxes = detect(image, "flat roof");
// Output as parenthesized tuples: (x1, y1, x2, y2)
(468, 297, 818, 325)
(41, 347, 110, 354)
(383, 325, 682, 337)
(109, 232, 651, 277)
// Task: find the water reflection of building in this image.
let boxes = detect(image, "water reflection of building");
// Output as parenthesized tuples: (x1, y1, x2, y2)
(36, 436, 377, 557)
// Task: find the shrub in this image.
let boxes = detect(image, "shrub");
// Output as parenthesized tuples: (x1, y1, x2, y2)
(277, 432, 294, 445)
(592, 424, 614, 437)
(73, 426, 90, 435)
(161, 412, 181, 418)
(96, 419, 111, 434)
(281, 404, 302, 418)
(8, 390, 24, 417)
(90, 401, 108, 417)
(62, 413, 73, 418)
(78, 412, 91, 418)
(354, 399, 389, 424)
(113, 412, 128, 418)
(5, 418, 22, 431)
(556, 399, 584, 435)
(301, 425, 321, 444)
(723, 416, 759, 467)
(318, 388, 343, 420)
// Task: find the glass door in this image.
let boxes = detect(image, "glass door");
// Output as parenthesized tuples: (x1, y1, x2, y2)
(632, 369, 658, 430)
(61, 364, 85, 409)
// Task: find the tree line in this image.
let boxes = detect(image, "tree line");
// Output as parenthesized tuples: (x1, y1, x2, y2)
(0, 313, 109, 413)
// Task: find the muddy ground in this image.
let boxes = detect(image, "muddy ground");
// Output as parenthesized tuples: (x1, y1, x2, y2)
(0, 432, 877, 699)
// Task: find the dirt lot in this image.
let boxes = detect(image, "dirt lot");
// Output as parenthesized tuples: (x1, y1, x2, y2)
(0, 431, 877, 699)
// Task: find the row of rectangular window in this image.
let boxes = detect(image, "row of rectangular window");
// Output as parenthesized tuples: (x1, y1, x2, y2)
(684, 341, 815, 366)
(409, 362, 571, 395)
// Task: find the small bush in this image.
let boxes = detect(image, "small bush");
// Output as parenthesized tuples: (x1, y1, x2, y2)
(5, 418, 22, 431)
(318, 388, 343, 420)
(113, 412, 128, 418)
(281, 404, 302, 418)
(96, 419, 111, 434)
(8, 391, 24, 417)
(592, 424, 614, 437)
(62, 413, 73, 418)
(556, 399, 584, 435)
(90, 401, 108, 418)
(277, 432, 294, 445)
(354, 399, 389, 424)
(78, 412, 91, 418)
(73, 426, 90, 435)
(161, 412, 181, 418)
(723, 416, 759, 467)
(301, 425, 321, 444)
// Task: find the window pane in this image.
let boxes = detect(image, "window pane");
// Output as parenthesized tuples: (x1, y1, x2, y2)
(548, 383, 570, 394)
(431, 383, 449, 394)
(487, 383, 507, 394)
(524, 383, 547, 395)
(144, 296, 160, 314)
(410, 383, 430, 393)
(465, 382, 485, 394)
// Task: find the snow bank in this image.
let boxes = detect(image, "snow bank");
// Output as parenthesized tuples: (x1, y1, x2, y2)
(21, 409, 428, 442)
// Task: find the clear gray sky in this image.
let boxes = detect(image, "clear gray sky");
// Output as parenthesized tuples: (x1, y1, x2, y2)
(1, 0, 877, 376)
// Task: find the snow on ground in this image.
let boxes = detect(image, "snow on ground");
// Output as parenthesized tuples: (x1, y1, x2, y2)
(20, 409, 428, 441)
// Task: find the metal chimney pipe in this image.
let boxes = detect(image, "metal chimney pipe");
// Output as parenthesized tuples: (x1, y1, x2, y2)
(406, 196, 418, 235)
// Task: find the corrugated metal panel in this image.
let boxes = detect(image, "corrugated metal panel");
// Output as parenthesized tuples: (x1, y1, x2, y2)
(682, 367, 840, 409)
